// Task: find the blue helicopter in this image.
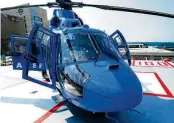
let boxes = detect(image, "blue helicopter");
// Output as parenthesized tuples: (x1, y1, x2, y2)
(2, 0, 174, 115)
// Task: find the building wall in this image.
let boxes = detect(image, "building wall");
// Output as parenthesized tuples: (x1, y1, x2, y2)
(1, 14, 25, 55)
(1, 14, 25, 39)
(34, 7, 49, 28)
(2, 4, 49, 35)
(2, 7, 31, 35)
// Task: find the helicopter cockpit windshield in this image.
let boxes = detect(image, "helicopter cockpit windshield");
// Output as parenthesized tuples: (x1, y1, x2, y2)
(60, 31, 121, 64)
(60, 32, 97, 64)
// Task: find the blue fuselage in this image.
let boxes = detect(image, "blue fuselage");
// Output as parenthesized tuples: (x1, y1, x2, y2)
(59, 54, 143, 112)
(53, 27, 143, 112)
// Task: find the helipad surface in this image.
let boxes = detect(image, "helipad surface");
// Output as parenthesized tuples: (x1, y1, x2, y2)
(0, 61, 174, 123)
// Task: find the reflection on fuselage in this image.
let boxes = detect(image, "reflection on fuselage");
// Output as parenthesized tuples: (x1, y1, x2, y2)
(59, 64, 89, 97)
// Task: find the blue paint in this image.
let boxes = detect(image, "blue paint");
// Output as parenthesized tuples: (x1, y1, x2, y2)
(50, 9, 81, 30)
(10, 35, 45, 71)
(10, 8, 143, 113)
(22, 24, 58, 89)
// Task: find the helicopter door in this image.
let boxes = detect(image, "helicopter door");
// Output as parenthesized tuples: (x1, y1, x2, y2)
(110, 30, 131, 66)
(22, 24, 58, 89)
(10, 35, 45, 70)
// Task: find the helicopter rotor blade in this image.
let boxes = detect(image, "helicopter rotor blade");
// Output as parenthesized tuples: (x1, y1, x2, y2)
(60, 0, 174, 19)
(0, 3, 59, 11)
(1, 0, 174, 19)
(80, 4, 174, 19)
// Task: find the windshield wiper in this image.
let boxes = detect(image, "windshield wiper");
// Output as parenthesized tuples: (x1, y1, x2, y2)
(88, 34, 101, 63)
(94, 39, 103, 64)
(94, 50, 100, 64)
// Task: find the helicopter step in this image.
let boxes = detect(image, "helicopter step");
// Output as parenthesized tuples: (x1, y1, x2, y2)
(64, 80, 83, 97)
(56, 79, 83, 98)
(52, 94, 66, 103)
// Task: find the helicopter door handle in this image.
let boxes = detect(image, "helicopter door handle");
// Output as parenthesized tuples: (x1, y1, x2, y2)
(10, 52, 21, 56)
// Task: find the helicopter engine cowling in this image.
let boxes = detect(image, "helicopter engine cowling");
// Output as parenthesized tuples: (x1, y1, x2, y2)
(50, 9, 82, 29)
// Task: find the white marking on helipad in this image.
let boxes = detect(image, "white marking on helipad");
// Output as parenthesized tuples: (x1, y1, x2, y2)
(0, 82, 58, 123)
(133, 60, 174, 68)
(135, 72, 166, 95)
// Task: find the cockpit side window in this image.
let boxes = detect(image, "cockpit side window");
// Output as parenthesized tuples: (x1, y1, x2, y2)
(91, 33, 121, 59)
(14, 37, 26, 53)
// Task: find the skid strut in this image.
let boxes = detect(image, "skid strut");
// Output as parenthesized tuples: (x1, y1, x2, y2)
(105, 112, 120, 123)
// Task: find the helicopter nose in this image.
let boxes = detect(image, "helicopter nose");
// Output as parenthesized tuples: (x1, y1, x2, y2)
(83, 70, 143, 112)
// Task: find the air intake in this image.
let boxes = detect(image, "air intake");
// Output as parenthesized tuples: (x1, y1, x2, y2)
(109, 64, 119, 69)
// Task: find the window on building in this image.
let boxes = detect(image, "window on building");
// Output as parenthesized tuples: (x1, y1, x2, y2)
(34, 16, 38, 21)
(34, 16, 42, 22)
(40, 18, 42, 22)
(23, 16, 26, 22)
(24, 22, 27, 29)
(31, 16, 34, 20)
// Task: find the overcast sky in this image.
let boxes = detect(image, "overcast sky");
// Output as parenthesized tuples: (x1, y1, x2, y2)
(1, 0, 174, 42)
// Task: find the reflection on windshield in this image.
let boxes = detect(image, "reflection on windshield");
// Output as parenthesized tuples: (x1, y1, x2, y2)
(60, 32, 121, 64)
(14, 37, 27, 53)
(60, 33, 97, 64)
(91, 33, 121, 59)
